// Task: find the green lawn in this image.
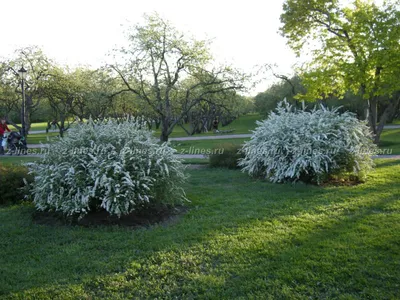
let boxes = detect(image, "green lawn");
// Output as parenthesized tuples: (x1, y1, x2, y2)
(26, 133, 59, 145)
(1, 160, 399, 298)
(171, 138, 248, 154)
(8, 122, 49, 132)
(391, 119, 400, 125)
(152, 114, 260, 138)
(379, 128, 400, 155)
(0, 156, 40, 165)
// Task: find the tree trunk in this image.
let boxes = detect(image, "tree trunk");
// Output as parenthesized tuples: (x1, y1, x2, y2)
(368, 97, 378, 134)
(374, 96, 400, 143)
(160, 118, 169, 142)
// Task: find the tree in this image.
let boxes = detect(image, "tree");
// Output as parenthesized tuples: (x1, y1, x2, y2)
(280, 0, 400, 142)
(112, 13, 247, 141)
(0, 46, 53, 134)
(254, 75, 305, 116)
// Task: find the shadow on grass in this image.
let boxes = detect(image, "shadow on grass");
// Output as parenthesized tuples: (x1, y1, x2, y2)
(1, 161, 399, 298)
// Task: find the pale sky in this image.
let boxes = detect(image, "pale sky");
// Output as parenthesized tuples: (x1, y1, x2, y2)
(0, 0, 298, 95)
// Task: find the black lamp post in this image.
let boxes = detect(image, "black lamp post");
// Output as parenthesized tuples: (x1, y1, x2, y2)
(18, 66, 27, 138)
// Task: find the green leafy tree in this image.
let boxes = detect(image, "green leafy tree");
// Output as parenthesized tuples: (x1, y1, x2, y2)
(280, 0, 400, 142)
(112, 13, 247, 141)
(0, 46, 53, 134)
(254, 75, 305, 116)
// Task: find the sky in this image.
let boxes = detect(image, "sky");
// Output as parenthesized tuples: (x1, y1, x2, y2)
(0, 0, 298, 95)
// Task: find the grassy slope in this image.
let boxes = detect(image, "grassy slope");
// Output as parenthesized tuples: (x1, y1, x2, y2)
(1, 160, 399, 299)
(379, 128, 400, 155)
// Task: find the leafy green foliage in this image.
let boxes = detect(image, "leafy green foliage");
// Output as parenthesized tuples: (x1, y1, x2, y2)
(0, 164, 33, 205)
(280, 0, 400, 141)
(28, 119, 187, 217)
(209, 143, 244, 169)
(113, 13, 247, 141)
(255, 75, 305, 116)
(240, 100, 377, 184)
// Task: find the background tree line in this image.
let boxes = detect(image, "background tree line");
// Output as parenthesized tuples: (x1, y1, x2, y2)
(0, 14, 253, 141)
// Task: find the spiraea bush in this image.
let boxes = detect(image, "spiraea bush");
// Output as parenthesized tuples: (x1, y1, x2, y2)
(28, 119, 187, 217)
(239, 100, 377, 184)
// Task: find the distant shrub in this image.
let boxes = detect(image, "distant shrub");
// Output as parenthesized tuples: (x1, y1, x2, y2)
(209, 143, 244, 169)
(28, 119, 187, 218)
(239, 100, 377, 184)
(0, 164, 33, 205)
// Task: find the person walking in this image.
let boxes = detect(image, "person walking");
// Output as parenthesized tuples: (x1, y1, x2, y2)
(0, 118, 11, 155)
(212, 117, 220, 133)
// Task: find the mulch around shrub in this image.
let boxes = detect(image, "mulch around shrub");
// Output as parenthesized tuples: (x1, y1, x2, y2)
(32, 205, 188, 228)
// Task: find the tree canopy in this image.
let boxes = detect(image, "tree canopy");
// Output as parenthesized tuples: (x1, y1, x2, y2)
(280, 0, 400, 142)
(112, 13, 248, 141)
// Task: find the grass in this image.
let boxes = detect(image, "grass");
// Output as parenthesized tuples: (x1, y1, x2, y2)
(171, 138, 248, 154)
(26, 133, 59, 145)
(391, 119, 400, 125)
(8, 122, 49, 132)
(0, 157, 40, 166)
(1, 160, 399, 298)
(153, 113, 260, 138)
(379, 128, 400, 155)
(181, 158, 208, 164)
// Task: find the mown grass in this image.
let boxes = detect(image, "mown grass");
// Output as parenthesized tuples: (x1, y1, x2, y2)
(8, 122, 49, 132)
(152, 114, 260, 138)
(25, 133, 59, 145)
(1, 160, 399, 299)
(391, 119, 400, 125)
(0, 157, 40, 166)
(171, 138, 248, 154)
(379, 128, 400, 155)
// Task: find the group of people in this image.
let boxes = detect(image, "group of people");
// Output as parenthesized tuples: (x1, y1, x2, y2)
(0, 118, 11, 155)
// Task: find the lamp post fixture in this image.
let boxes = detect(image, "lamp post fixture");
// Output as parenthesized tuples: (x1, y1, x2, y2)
(18, 66, 27, 138)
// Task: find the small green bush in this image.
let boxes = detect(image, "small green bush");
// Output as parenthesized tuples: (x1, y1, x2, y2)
(209, 143, 244, 169)
(0, 164, 33, 205)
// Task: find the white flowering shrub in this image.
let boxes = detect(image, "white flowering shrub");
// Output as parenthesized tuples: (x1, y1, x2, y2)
(28, 119, 187, 217)
(239, 100, 377, 184)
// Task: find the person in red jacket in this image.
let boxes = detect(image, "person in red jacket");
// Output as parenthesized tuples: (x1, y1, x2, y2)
(0, 117, 11, 155)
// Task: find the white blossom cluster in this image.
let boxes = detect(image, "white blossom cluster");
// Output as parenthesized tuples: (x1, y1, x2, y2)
(28, 119, 187, 217)
(239, 100, 377, 184)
